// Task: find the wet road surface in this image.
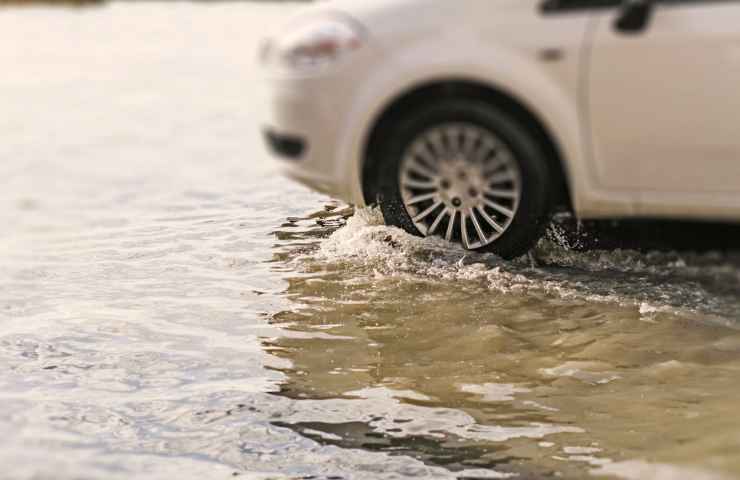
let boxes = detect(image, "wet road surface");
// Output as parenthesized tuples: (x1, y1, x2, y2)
(1, 3, 740, 479)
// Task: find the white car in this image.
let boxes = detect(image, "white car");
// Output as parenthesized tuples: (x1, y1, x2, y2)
(260, 0, 740, 259)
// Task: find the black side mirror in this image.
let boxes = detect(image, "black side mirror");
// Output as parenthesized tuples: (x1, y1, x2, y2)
(615, 0, 654, 34)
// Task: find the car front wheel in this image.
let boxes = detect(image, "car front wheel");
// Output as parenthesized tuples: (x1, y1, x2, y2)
(374, 98, 553, 260)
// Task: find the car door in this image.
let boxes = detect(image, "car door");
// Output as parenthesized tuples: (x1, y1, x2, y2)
(588, 0, 740, 218)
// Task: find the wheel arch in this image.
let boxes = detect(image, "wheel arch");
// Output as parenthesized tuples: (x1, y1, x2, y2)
(361, 79, 573, 213)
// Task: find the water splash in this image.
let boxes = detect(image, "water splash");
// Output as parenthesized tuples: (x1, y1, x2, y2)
(302, 208, 740, 325)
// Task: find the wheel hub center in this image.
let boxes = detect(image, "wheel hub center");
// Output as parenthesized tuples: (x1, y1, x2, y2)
(439, 162, 484, 210)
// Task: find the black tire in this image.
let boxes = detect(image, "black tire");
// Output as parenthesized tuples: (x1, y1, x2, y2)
(373, 98, 553, 260)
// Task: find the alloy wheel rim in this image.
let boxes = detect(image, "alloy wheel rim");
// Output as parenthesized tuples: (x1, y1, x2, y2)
(399, 123, 522, 250)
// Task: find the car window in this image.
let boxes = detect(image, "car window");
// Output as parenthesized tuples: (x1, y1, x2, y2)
(545, 0, 740, 10)
(658, 0, 740, 4)
(542, 0, 621, 12)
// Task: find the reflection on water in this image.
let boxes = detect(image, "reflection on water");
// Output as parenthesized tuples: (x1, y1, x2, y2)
(268, 207, 740, 479)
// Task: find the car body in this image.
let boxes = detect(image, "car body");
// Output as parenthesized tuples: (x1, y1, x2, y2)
(260, 0, 740, 256)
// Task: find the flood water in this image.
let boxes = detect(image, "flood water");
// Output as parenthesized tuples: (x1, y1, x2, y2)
(2, 3, 740, 479)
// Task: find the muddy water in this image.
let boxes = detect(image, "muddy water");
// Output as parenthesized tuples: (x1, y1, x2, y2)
(1, 3, 740, 480)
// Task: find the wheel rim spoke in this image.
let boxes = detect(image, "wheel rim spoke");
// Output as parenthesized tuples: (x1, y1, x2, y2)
(427, 130, 448, 157)
(444, 126, 462, 154)
(488, 170, 516, 185)
(476, 206, 504, 233)
(406, 192, 438, 206)
(402, 177, 437, 190)
(428, 208, 448, 235)
(483, 187, 518, 199)
(413, 201, 443, 223)
(407, 156, 437, 179)
(398, 122, 522, 250)
(461, 126, 480, 157)
(483, 157, 507, 175)
(460, 212, 472, 249)
(413, 143, 439, 167)
(483, 198, 515, 218)
(469, 208, 488, 245)
(445, 210, 457, 242)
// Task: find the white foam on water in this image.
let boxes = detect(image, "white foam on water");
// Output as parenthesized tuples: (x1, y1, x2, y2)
(591, 459, 731, 480)
(310, 208, 740, 325)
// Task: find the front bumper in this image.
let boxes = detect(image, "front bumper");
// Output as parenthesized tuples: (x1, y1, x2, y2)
(261, 69, 360, 202)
